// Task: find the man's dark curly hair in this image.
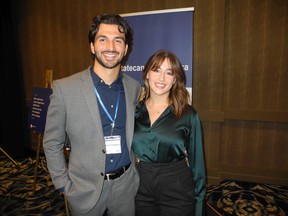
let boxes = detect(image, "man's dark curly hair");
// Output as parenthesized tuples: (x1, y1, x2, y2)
(88, 14, 134, 65)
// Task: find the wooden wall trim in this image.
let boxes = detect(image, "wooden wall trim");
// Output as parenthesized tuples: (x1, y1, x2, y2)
(220, 172, 288, 187)
(224, 109, 288, 123)
(206, 177, 220, 185)
(206, 168, 220, 185)
(221, 165, 288, 179)
(197, 110, 224, 122)
(197, 109, 288, 123)
(220, 165, 288, 186)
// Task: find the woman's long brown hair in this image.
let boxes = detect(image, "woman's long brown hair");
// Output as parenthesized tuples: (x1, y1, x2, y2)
(142, 50, 190, 118)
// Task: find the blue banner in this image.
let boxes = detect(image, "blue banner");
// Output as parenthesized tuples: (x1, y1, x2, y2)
(122, 8, 193, 95)
(28, 87, 52, 134)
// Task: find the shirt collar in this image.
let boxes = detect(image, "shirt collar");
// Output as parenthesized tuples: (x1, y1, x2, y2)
(90, 66, 123, 87)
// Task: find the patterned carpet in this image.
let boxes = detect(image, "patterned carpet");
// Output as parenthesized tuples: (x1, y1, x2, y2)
(0, 156, 66, 216)
(1, 155, 288, 216)
(206, 180, 288, 216)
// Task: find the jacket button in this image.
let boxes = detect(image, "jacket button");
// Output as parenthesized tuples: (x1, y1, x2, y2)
(102, 149, 106, 153)
(100, 172, 104, 176)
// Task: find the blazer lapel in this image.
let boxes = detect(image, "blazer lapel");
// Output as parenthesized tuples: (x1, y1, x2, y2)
(79, 68, 104, 136)
(123, 76, 134, 150)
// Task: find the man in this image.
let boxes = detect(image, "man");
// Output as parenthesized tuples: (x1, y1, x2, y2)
(43, 14, 141, 216)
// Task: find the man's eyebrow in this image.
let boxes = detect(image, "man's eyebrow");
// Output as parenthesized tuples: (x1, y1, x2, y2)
(95, 34, 107, 39)
(96, 35, 125, 41)
(114, 36, 125, 41)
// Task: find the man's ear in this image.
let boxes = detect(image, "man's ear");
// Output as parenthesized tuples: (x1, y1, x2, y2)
(90, 42, 95, 54)
(124, 44, 128, 56)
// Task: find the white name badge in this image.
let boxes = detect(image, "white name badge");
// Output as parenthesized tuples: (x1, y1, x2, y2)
(104, 135, 121, 154)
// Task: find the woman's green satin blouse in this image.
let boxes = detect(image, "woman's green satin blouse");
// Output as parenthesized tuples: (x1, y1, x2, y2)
(132, 101, 205, 165)
(132, 100, 206, 215)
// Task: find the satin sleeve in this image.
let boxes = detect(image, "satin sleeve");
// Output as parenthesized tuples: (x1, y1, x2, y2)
(186, 112, 206, 216)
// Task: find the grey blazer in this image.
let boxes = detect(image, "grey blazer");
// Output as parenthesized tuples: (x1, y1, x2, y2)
(43, 67, 141, 213)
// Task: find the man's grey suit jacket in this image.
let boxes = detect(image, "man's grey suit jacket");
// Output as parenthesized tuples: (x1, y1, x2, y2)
(43, 67, 141, 214)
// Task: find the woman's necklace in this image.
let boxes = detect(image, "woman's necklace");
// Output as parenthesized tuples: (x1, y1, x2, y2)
(146, 99, 169, 125)
(146, 100, 169, 115)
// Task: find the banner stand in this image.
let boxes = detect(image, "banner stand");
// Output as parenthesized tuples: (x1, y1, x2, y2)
(0, 147, 20, 167)
(32, 69, 52, 195)
(32, 133, 43, 194)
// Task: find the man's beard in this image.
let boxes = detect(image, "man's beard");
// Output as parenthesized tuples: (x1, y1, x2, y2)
(94, 52, 122, 69)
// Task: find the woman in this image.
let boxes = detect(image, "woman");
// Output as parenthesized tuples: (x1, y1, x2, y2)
(132, 50, 206, 216)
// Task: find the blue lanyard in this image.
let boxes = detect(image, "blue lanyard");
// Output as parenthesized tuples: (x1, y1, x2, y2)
(94, 85, 121, 135)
